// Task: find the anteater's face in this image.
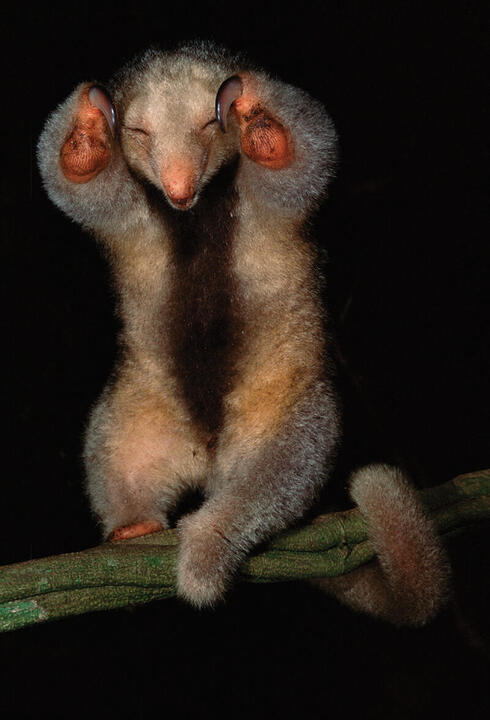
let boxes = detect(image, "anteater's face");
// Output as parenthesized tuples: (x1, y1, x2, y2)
(117, 56, 241, 211)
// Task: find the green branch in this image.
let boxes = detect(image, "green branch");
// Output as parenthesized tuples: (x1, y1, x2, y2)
(1, 469, 489, 633)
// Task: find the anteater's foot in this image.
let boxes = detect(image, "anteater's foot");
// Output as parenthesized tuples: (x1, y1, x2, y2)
(108, 520, 164, 541)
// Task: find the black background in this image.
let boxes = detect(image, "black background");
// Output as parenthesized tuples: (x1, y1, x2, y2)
(2, 1, 489, 718)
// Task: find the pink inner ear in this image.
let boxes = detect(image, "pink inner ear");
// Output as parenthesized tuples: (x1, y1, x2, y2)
(234, 97, 293, 170)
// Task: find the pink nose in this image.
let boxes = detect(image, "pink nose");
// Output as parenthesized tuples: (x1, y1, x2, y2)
(161, 164, 196, 209)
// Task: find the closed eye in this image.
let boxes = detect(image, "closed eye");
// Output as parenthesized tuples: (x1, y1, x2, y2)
(121, 126, 151, 150)
(122, 125, 150, 136)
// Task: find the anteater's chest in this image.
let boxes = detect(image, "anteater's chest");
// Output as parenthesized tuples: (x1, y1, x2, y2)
(162, 168, 243, 436)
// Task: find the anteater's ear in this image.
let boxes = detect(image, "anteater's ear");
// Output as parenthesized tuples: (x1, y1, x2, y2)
(216, 74, 293, 170)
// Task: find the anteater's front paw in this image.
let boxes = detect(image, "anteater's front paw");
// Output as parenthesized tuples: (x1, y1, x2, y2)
(60, 85, 115, 183)
(176, 511, 239, 608)
(232, 74, 294, 170)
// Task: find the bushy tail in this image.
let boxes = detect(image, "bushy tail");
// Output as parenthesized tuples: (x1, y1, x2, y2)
(315, 464, 451, 626)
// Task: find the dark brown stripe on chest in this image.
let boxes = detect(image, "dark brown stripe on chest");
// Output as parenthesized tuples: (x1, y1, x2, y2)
(164, 159, 243, 435)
